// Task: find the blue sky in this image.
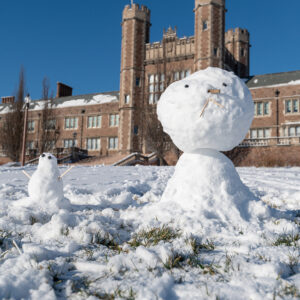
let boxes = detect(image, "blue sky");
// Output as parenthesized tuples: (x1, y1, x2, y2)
(1, 0, 300, 100)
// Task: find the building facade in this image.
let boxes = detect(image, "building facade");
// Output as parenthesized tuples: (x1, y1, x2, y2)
(1, 0, 300, 166)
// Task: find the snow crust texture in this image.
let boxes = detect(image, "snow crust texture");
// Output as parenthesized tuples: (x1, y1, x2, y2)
(157, 67, 254, 152)
(0, 165, 299, 300)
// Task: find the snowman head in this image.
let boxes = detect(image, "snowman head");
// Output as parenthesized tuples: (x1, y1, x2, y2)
(157, 67, 254, 152)
(37, 152, 59, 174)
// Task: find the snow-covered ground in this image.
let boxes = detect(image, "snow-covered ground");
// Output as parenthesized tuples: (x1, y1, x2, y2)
(0, 164, 299, 299)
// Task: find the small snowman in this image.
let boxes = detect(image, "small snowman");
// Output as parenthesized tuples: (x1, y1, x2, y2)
(27, 153, 71, 211)
(157, 67, 258, 226)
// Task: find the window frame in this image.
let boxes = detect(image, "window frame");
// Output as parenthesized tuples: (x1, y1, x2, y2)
(64, 117, 78, 129)
(108, 137, 118, 150)
(285, 99, 299, 114)
(254, 101, 270, 117)
(86, 137, 100, 150)
(87, 115, 102, 129)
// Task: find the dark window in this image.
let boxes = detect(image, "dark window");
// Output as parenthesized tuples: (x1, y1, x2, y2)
(134, 126, 139, 135)
(203, 20, 208, 30)
(136, 77, 140, 87)
(213, 48, 218, 57)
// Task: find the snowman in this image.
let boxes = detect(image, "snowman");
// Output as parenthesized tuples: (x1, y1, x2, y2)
(157, 67, 259, 227)
(26, 153, 71, 211)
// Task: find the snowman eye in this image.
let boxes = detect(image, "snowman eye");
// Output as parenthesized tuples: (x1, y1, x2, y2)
(185, 84, 189, 88)
(41, 154, 45, 157)
(223, 83, 227, 87)
(48, 156, 52, 160)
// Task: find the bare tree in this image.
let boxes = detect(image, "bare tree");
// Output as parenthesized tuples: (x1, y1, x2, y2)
(0, 67, 25, 161)
(38, 77, 59, 154)
(144, 105, 180, 165)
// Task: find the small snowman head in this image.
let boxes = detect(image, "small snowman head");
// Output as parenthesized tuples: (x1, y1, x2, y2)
(157, 67, 254, 152)
(37, 153, 59, 175)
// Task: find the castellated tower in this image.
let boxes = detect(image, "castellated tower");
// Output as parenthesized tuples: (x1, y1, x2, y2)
(194, 0, 225, 71)
(225, 28, 250, 78)
(119, 4, 150, 154)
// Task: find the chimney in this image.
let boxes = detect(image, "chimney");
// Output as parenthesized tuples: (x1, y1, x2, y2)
(56, 82, 73, 98)
(1, 96, 15, 104)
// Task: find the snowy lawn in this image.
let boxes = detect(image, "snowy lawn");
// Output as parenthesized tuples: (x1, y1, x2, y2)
(0, 165, 299, 299)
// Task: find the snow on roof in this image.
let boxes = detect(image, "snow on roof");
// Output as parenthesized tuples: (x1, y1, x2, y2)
(0, 91, 119, 114)
(247, 70, 300, 89)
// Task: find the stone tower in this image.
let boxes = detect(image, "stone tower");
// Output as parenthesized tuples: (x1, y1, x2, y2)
(225, 28, 250, 78)
(194, 0, 226, 71)
(119, 4, 151, 154)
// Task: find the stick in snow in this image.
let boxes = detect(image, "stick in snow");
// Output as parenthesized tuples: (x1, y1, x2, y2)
(58, 166, 74, 180)
(12, 240, 22, 255)
(22, 170, 31, 179)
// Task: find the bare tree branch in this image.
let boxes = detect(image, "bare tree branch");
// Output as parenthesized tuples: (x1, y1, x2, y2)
(0, 67, 25, 161)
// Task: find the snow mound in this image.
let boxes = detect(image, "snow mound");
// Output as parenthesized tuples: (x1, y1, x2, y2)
(27, 153, 70, 212)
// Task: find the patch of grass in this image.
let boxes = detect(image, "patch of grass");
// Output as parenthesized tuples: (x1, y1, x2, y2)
(29, 215, 39, 225)
(224, 254, 234, 273)
(187, 237, 215, 254)
(186, 256, 220, 275)
(73, 285, 136, 300)
(60, 226, 70, 236)
(0, 229, 10, 248)
(275, 282, 300, 299)
(92, 232, 122, 252)
(288, 253, 299, 275)
(128, 225, 181, 248)
(163, 253, 184, 270)
(272, 233, 300, 247)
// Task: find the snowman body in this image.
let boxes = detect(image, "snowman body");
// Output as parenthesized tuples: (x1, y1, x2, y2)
(157, 67, 255, 225)
(28, 153, 69, 210)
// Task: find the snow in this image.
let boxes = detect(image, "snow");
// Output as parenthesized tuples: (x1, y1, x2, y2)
(0, 93, 118, 114)
(0, 164, 299, 299)
(156, 68, 262, 235)
(157, 67, 254, 152)
(27, 153, 70, 213)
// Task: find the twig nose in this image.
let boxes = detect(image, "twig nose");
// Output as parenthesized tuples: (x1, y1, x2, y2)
(207, 89, 220, 94)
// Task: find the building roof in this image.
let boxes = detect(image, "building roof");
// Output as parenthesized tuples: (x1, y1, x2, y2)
(246, 70, 300, 88)
(0, 91, 119, 114)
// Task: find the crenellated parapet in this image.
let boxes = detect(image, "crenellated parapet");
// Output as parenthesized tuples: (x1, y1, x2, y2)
(145, 35, 195, 62)
(122, 3, 150, 23)
(225, 28, 249, 44)
(195, 0, 225, 8)
(225, 28, 250, 78)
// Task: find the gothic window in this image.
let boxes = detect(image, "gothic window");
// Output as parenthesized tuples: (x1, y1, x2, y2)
(46, 119, 56, 130)
(64, 117, 78, 129)
(64, 139, 77, 148)
(87, 116, 102, 128)
(109, 114, 119, 127)
(124, 94, 130, 104)
(213, 48, 218, 57)
(250, 128, 271, 139)
(136, 77, 141, 87)
(148, 73, 163, 104)
(26, 141, 35, 149)
(109, 137, 118, 150)
(27, 120, 35, 132)
(285, 99, 299, 114)
(254, 101, 270, 116)
(86, 138, 100, 150)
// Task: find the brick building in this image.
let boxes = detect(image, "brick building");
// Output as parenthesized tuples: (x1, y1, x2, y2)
(0, 0, 300, 165)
